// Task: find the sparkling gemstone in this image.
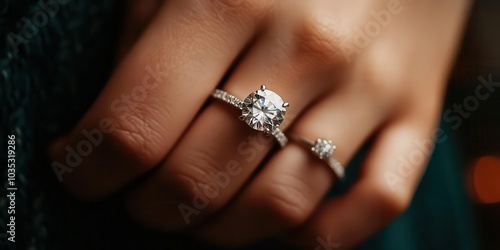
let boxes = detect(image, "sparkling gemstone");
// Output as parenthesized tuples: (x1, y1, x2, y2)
(241, 88, 286, 132)
(312, 139, 335, 159)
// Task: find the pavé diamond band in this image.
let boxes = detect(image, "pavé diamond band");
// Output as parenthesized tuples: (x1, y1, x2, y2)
(211, 85, 289, 147)
(292, 136, 345, 180)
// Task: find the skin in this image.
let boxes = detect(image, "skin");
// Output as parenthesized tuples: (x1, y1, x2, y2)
(49, 0, 472, 248)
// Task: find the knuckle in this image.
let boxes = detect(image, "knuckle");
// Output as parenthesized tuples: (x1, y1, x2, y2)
(294, 15, 347, 65)
(241, 0, 274, 18)
(361, 62, 405, 112)
(164, 149, 226, 211)
(369, 181, 411, 219)
(258, 176, 313, 228)
(108, 105, 166, 168)
(362, 47, 407, 108)
(55, 102, 169, 201)
(201, 0, 271, 22)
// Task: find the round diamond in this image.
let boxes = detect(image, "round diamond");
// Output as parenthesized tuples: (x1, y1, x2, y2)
(312, 139, 335, 159)
(241, 88, 286, 132)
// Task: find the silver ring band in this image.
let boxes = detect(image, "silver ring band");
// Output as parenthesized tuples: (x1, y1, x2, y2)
(212, 89, 242, 109)
(211, 86, 289, 147)
(292, 136, 345, 180)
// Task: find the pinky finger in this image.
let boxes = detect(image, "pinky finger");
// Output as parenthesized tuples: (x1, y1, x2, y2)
(285, 113, 440, 248)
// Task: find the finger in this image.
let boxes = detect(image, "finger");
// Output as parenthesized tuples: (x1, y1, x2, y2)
(116, 0, 164, 61)
(49, 0, 266, 200)
(287, 110, 441, 249)
(126, 11, 350, 231)
(193, 81, 385, 246)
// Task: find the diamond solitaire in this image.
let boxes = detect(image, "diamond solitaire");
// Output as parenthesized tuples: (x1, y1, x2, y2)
(311, 139, 336, 160)
(291, 135, 344, 180)
(241, 85, 288, 133)
(211, 85, 289, 147)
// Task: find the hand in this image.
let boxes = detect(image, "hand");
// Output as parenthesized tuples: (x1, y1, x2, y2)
(49, 0, 471, 248)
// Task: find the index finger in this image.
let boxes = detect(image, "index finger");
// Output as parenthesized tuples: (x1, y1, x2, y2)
(49, 0, 265, 200)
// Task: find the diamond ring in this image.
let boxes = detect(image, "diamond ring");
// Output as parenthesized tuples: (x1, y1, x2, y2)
(211, 85, 289, 147)
(292, 136, 344, 180)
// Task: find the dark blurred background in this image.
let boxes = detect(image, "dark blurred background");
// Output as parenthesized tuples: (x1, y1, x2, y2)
(448, 1, 500, 249)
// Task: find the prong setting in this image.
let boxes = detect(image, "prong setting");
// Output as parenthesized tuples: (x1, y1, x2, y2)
(311, 139, 336, 160)
(293, 136, 344, 180)
(241, 85, 286, 133)
(211, 86, 289, 147)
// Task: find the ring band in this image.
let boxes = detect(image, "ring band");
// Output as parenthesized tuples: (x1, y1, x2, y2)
(292, 136, 345, 180)
(211, 85, 289, 147)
